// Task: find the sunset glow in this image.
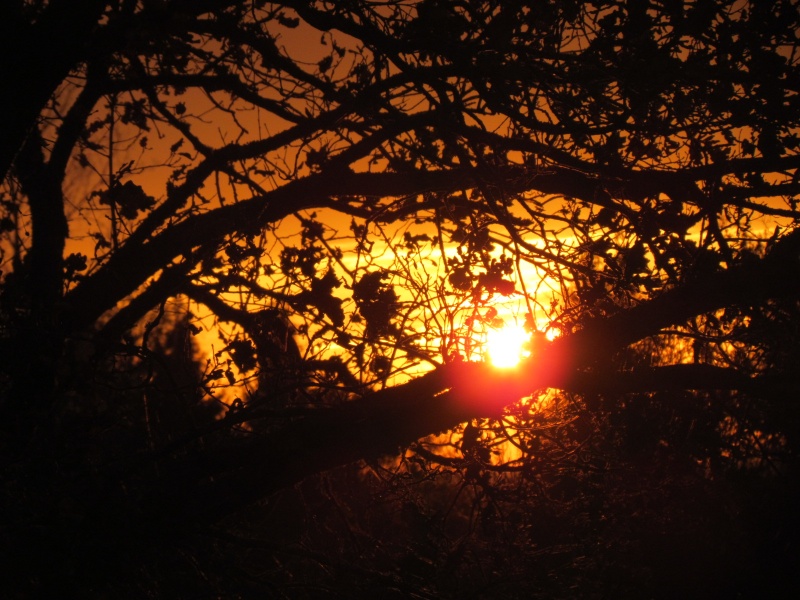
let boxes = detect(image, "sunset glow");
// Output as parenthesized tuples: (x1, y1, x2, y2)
(486, 324, 529, 368)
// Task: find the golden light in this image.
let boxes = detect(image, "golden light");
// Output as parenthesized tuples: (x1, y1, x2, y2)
(545, 327, 561, 342)
(486, 324, 529, 368)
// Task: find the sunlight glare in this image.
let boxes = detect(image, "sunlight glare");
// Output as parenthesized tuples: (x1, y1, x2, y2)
(486, 324, 529, 368)
(545, 327, 561, 342)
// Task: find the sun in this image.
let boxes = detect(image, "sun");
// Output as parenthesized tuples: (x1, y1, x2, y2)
(486, 324, 529, 368)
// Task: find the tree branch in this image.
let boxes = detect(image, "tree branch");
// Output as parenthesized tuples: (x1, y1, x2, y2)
(65, 165, 550, 331)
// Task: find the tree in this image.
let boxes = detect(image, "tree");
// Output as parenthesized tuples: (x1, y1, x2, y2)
(2, 0, 799, 596)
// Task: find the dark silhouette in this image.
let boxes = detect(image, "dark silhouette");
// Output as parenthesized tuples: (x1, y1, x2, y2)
(1, 1, 799, 597)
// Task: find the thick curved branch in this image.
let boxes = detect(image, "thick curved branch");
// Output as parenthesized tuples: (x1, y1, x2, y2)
(554, 228, 800, 372)
(146, 233, 800, 522)
(67, 164, 606, 331)
(567, 364, 799, 396)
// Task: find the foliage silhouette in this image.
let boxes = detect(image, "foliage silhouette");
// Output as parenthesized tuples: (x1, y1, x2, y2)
(1, 0, 800, 597)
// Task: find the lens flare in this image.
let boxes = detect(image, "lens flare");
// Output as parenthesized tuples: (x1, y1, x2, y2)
(486, 324, 529, 368)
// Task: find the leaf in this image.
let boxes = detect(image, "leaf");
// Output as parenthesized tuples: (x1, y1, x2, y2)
(318, 55, 333, 73)
(301, 217, 325, 242)
(448, 263, 473, 291)
(478, 271, 516, 296)
(226, 339, 258, 372)
(276, 13, 299, 28)
(91, 232, 110, 251)
(281, 244, 324, 277)
(120, 98, 150, 131)
(64, 253, 88, 280)
(370, 355, 391, 376)
(98, 181, 156, 220)
(306, 270, 344, 327)
(306, 147, 329, 170)
(353, 271, 398, 338)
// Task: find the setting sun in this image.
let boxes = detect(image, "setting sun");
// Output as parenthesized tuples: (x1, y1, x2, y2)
(486, 324, 529, 368)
